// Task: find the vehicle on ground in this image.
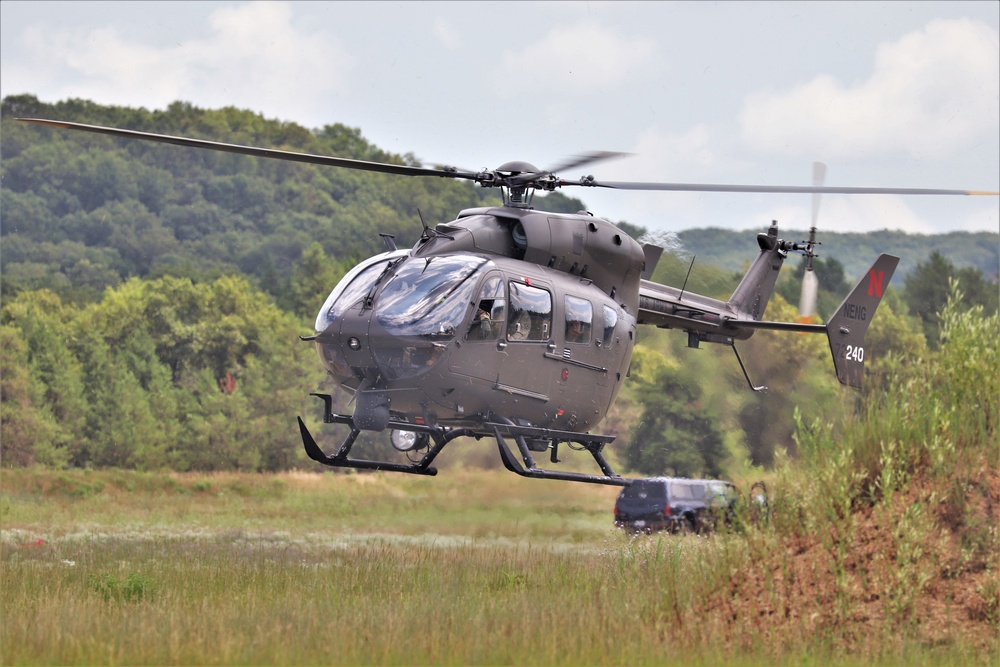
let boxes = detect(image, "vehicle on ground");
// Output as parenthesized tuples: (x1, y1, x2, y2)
(613, 477, 740, 534)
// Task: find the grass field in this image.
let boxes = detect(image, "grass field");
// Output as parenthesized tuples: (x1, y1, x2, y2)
(2, 466, 996, 666)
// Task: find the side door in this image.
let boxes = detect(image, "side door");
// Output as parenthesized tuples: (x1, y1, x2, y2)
(449, 272, 505, 385)
(494, 278, 555, 417)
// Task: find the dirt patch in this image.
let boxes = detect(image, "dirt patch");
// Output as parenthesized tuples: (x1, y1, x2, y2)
(704, 465, 999, 658)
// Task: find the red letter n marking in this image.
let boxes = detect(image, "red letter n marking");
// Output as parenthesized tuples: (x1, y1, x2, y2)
(868, 269, 884, 297)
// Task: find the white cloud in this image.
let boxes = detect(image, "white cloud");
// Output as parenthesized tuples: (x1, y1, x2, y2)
(3, 2, 994, 235)
(11, 1, 353, 127)
(739, 18, 1000, 159)
(576, 124, 723, 226)
(496, 21, 657, 97)
(801, 196, 933, 234)
(432, 18, 462, 50)
(629, 124, 719, 174)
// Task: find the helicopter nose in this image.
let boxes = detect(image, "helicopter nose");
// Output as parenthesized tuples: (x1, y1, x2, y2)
(317, 314, 452, 432)
(316, 312, 377, 378)
(315, 323, 394, 432)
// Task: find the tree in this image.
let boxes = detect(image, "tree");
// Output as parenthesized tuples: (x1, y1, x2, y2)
(73, 328, 163, 468)
(1, 290, 88, 465)
(82, 274, 321, 471)
(862, 300, 929, 395)
(904, 251, 999, 347)
(0, 272, 328, 471)
(623, 347, 727, 477)
(288, 242, 351, 321)
(0, 325, 62, 467)
(733, 294, 834, 467)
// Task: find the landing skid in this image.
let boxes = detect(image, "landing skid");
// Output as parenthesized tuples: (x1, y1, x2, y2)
(298, 393, 633, 487)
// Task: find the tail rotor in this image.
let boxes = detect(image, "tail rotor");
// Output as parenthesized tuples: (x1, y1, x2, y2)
(797, 162, 826, 324)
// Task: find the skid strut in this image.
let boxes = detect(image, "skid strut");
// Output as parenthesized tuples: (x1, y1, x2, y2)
(298, 394, 474, 476)
(298, 394, 633, 486)
(487, 415, 631, 487)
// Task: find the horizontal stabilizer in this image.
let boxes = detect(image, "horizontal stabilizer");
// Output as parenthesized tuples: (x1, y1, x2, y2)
(728, 253, 899, 390)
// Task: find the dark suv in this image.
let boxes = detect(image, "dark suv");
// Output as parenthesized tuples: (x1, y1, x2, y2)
(613, 477, 739, 533)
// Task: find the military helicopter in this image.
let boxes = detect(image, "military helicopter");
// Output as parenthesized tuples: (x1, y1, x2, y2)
(18, 118, 997, 486)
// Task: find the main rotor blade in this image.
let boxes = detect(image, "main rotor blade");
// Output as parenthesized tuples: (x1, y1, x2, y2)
(17, 118, 481, 181)
(19, 118, 999, 197)
(575, 179, 998, 196)
(545, 151, 632, 175)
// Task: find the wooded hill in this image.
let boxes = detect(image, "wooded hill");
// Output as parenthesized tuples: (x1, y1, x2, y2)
(2, 95, 996, 311)
(675, 226, 998, 285)
(1, 95, 996, 474)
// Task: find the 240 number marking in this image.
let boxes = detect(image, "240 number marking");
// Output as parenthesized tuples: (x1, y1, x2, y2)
(845, 345, 865, 362)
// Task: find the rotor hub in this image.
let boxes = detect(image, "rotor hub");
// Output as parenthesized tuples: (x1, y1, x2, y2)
(496, 160, 539, 175)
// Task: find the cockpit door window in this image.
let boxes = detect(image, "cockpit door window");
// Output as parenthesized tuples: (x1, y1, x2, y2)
(466, 275, 505, 341)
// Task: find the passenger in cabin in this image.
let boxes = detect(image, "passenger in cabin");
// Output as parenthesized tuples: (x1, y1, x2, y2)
(566, 319, 587, 343)
(471, 300, 499, 340)
(564, 295, 592, 344)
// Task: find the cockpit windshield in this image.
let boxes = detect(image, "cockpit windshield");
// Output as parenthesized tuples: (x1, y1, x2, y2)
(315, 250, 408, 333)
(376, 255, 489, 338)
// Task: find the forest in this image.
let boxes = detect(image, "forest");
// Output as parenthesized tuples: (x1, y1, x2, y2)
(1, 94, 997, 476)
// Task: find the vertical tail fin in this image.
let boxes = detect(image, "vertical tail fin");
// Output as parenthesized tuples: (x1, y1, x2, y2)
(826, 254, 899, 388)
(728, 223, 786, 320)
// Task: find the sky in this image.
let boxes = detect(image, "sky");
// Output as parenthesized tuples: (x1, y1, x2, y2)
(2, 1, 998, 236)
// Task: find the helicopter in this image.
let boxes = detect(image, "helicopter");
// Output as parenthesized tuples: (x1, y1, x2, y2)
(18, 118, 998, 487)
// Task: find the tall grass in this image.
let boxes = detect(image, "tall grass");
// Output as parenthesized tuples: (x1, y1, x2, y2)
(862, 285, 994, 493)
(769, 285, 999, 648)
(4, 466, 994, 665)
(787, 286, 997, 550)
(7, 526, 963, 666)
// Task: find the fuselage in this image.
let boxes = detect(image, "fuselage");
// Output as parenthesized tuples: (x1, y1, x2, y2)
(312, 207, 646, 433)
